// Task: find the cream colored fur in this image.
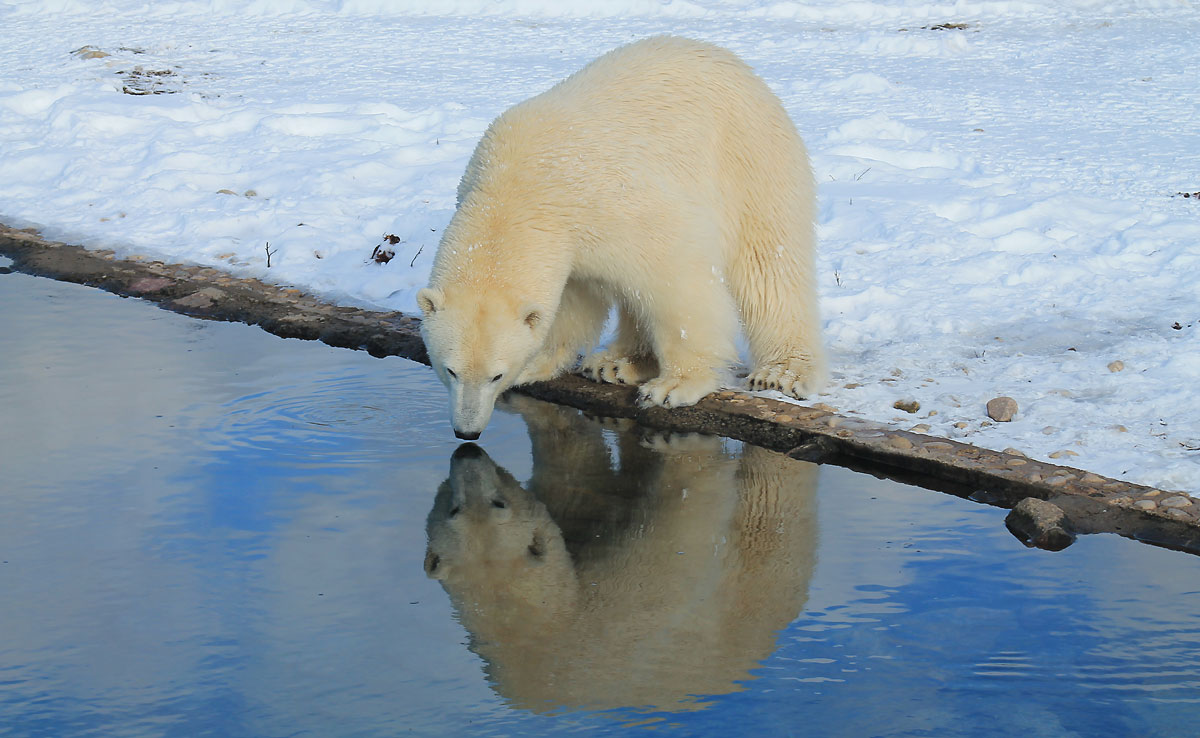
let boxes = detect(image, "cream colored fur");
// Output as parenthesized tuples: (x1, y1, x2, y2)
(424, 396, 818, 711)
(418, 36, 825, 438)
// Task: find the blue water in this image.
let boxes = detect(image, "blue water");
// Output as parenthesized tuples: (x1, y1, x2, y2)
(1, 268, 1198, 737)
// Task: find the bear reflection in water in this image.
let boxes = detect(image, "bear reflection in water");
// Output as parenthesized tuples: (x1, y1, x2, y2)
(424, 395, 818, 712)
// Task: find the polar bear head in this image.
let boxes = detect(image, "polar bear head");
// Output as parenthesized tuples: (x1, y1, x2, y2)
(424, 443, 578, 629)
(417, 284, 548, 440)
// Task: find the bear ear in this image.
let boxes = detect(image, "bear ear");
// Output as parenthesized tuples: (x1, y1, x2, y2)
(522, 304, 544, 329)
(417, 287, 444, 316)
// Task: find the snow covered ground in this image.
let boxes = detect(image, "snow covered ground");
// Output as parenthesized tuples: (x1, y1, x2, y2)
(1, 0, 1197, 492)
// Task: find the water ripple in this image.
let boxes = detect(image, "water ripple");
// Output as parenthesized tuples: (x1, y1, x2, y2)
(186, 369, 450, 456)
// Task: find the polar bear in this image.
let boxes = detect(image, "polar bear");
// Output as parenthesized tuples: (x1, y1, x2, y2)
(418, 35, 825, 439)
(423, 396, 818, 711)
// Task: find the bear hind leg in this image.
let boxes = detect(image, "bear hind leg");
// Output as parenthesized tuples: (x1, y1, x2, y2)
(732, 229, 827, 400)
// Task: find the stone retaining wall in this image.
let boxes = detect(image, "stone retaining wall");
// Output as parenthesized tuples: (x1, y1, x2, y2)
(3, 223, 1196, 556)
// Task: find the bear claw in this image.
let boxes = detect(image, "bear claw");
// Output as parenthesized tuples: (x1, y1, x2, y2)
(580, 353, 657, 387)
(637, 373, 719, 409)
(746, 359, 824, 400)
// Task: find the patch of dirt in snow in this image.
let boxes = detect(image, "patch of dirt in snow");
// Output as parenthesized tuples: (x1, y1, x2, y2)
(71, 45, 210, 97)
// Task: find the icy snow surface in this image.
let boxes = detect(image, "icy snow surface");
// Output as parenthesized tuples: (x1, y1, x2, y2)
(1, 0, 1197, 492)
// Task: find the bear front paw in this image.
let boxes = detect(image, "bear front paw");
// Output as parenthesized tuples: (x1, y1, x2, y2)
(746, 359, 826, 400)
(636, 372, 719, 409)
(579, 352, 658, 386)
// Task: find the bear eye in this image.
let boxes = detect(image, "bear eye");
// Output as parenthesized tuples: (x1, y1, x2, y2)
(490, 373, 503, 383)
(445, 368, 458, 379)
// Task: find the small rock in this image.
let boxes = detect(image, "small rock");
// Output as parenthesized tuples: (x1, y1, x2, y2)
(127, 277, 175, 294)
(244, 189, 258, 198)
(893, 399, 920, 413)
(843, 383, 862, 389)
(986, 396, 1018, 422)
(887, 435, 914, 450)
(71, 45, 110, 59)
(813, 403, 837, 413)
(1048, 449, 1079, 459)
(1160, 496, 1193, 509)
(1107, 360, 1124, 372)
(1006, 498, 1075, 551)
(1167, 509, 1192, 520)
(1133, 499, 1157, 510)
(171, 287, 226, 310)
(1007, 458, 1028, 466)
(1003, 447, 1027, 457)
(954, 421, 969, 429)
(1081, 473, 1106, 484)
(216, 188, 238, 195)
(908, 423, 931, 433)
(1142, 489, 1162, 497)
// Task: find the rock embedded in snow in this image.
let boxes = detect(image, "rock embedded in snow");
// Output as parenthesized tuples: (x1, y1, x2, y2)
(893, 399, 920, 413)
(1049, 449, 1079, 459)
(986, 396, 1018, 422)
(1108, 360, 1125, 372)
(71, 45, 109, 60)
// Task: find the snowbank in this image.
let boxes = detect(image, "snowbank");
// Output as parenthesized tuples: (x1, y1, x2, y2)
(1, 0, 1197, 491)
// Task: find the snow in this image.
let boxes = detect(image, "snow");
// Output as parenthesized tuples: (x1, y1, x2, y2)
(1, 0, 1197, 492)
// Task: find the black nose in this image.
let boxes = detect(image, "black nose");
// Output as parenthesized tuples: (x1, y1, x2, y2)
(453, 442, 484, 460)
(454, 429, 481, 441)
